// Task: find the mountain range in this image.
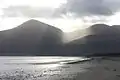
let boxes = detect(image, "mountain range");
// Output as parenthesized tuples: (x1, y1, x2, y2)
(1, 20, 120, 56)
(0, 19, 63, 55)
(64, 24, 120, 56)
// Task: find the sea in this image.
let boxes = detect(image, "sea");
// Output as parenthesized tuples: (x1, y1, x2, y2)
(0, 56, 119, 80)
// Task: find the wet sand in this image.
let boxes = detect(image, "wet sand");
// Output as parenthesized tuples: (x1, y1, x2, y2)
(0, 57, 120, 80)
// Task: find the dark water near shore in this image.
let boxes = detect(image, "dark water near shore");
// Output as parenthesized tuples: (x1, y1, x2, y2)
(0, 56, 93, 80)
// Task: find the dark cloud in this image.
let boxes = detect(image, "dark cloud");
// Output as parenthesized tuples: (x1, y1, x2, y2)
(58, 0, 120, 17)
(2, 6, 57, 18)
(2, 0, 120, 18)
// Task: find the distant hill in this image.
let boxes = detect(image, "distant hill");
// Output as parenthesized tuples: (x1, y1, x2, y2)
(90, 24, 120, 35)
(0, 19, 63, 56)
(63, 24, 120, 56)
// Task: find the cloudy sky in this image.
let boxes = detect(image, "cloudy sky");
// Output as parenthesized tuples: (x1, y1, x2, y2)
(0, 0, 120, 32)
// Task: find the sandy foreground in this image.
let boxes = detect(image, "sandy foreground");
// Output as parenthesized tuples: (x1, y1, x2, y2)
(0, 57, 120, 80)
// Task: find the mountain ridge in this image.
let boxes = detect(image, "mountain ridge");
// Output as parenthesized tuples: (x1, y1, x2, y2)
(1, 21, 120, 56)
(64, 24, 120, 56)
(0, 19, 63, 55)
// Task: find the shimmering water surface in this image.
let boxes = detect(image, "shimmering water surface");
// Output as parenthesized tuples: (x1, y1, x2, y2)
(0, 56, 119, 80)
(0, 56, 92, 80)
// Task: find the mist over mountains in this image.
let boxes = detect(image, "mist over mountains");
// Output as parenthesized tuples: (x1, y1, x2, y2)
(0, 19, 120, 56)
(64, 24, 120, 56)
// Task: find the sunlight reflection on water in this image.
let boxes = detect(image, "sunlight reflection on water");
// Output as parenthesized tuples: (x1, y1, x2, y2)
(0, 56, 90, 72)
(0, 56, 92, 80)
(0, 56, 89, 64)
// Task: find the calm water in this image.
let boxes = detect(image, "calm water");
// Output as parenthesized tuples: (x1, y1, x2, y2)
(0, 56, 93, 80)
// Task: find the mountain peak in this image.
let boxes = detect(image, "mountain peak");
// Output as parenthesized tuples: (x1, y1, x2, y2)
(17, 19, 51, 30)
(91, 24, 109, 28)
(25, 19, 40, 23)
(18, 19, 61, 30)
(21, 19, 44, 26)
(89, 24, 112, 35)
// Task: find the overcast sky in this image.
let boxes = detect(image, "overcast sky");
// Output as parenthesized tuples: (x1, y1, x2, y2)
(0, 0, 120, 32)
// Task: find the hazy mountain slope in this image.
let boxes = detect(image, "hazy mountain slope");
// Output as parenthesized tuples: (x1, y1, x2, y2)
(0, 19, 63, 55)
(63, 24, 120, 56)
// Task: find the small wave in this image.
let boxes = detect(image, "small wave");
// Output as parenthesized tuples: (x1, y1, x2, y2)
(5, 58, 92, 65)
(60, 58, 93, 64)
